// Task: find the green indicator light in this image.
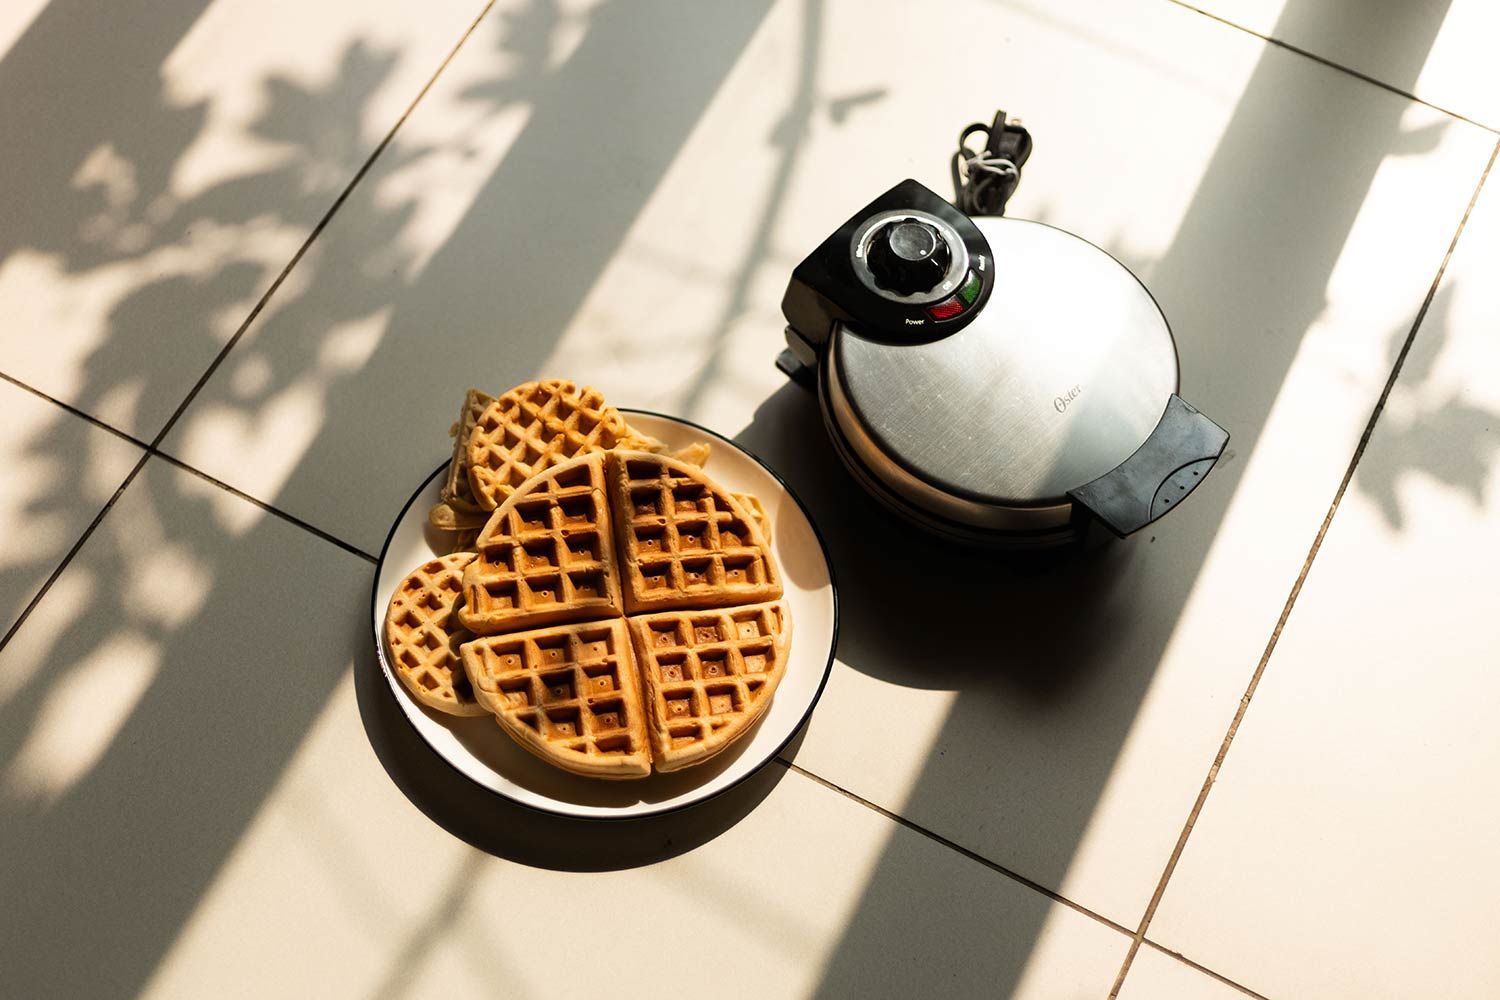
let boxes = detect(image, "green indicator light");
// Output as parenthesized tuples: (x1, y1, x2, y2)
(958, 270, 982, 305)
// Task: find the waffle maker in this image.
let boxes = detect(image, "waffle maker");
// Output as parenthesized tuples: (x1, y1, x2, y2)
(777, 113, 1228, 548)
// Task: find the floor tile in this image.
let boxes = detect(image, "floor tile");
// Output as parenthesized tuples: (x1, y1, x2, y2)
(729, 0, 1496, 931)
(0, 456, 374, 999)
(0, 452, 1129, 1000)
(0, 379, 143, 637)
(1147, 169, 1500, 998)
(1179, 1, 1500, 130)
(0, 0, 487, 438)
(1117, 946, 1255, 1000)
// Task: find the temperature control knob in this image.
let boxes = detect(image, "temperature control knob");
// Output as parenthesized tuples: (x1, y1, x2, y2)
(865, 218, 951, 296)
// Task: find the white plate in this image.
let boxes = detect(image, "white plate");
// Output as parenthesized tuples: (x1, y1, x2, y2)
(370, 411, 838, 820)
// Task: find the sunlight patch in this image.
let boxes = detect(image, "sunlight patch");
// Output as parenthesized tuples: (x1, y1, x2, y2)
(178, 383, 324, 502)
(0, 0, 50, 64)
(319, 311, 389, 372)
(0, 572, 95, 707)
(0, 427, 67, 570)
(229, 354, 275, 399)
(4, 631, 160, 804)
(125, 543, 213, 629)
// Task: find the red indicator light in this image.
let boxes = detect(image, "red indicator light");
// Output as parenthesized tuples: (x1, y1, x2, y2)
(927, 296, 964, 320)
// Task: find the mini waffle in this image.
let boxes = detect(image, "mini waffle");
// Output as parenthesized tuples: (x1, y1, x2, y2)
(607, 451, 781, 614)
(461, 618, 651, 778)
(384, 553, 488, 717)
(628, 601, 791, 772)
(459, 454, 622, 635)
(466, 380, 660, 511)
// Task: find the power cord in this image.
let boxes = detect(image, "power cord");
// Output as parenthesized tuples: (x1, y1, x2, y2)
(951, 110, 1033, 217)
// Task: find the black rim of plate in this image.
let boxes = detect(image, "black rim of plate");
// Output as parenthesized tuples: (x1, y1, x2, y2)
(368, 407, 840, 822)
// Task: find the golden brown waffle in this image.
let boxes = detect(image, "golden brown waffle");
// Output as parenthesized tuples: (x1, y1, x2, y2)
(428, 389, 494, 532)
(465, 380, 661, 511)
(628, 601, 791, 772)
(608, 451, 781, 614)
(412, 441, 788, 779)
(459, 454, 622, 635)
(384, 554, 488, 717)
(461, 618, 651, 778)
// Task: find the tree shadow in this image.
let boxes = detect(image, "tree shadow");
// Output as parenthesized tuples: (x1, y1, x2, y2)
(1353, 283, 1500, 531)
(0, 1, 773, 996)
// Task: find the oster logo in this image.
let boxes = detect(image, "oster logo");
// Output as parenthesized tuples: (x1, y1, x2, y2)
(1053, 384, 1082, 413)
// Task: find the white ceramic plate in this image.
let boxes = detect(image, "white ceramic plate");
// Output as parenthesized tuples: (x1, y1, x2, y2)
(371, 411, 838, 820)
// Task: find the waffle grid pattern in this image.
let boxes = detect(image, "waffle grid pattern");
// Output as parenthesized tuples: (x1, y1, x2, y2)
(461, 458, 620, 633)
(462, 619, 649, 776)
(466, 380, 648, 511)
(384, 554, 487, 717)
(614, 455, 778, 611)
(630, 603, 788, 768)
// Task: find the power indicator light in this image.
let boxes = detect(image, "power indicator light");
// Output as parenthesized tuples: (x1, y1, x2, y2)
(927, 296, 964, 320)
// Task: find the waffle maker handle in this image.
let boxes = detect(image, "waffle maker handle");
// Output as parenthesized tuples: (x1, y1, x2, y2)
(1067, 395, 1228, 538)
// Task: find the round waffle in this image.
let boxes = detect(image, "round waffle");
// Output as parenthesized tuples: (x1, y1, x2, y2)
(384, 553, 488, 717)
(454, 451, 789, 779)
(465, 380, 660, 512)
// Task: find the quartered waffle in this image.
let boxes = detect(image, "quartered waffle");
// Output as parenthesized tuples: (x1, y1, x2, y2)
(459, 455, 622, 635)
(384, 553, 488, 717)
(390, 398, 792, 780)
(461, 618, 651, 778)
(608, 451, 780, 614)
(628, 601, 791, 772)
(465, 380, 662, 511)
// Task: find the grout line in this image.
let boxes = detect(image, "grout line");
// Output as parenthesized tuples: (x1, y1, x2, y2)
(1165, 0, 1500, 136)
(778, 760, 1136, 939)
(151, 452, 377, 564)
(1108, 138, 1500, 999)
(1, 365, 378, 562)
(0, 371, 152, 450)
(146, 0, 501, 452)
(0, 452, 151, 652)
(1139, 939, 1273, 1000)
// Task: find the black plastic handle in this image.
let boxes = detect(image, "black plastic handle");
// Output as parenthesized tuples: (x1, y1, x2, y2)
(1067, 395, 1228, 538)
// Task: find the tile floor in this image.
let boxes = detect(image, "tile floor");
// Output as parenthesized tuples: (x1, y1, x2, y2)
(1, 0, 1496, 997)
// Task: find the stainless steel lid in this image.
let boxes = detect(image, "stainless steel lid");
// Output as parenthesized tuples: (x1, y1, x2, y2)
(828, 217, 1179, 529)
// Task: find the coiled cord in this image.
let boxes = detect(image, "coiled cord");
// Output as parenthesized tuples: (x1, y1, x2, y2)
(950, 111, 1032, 217)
